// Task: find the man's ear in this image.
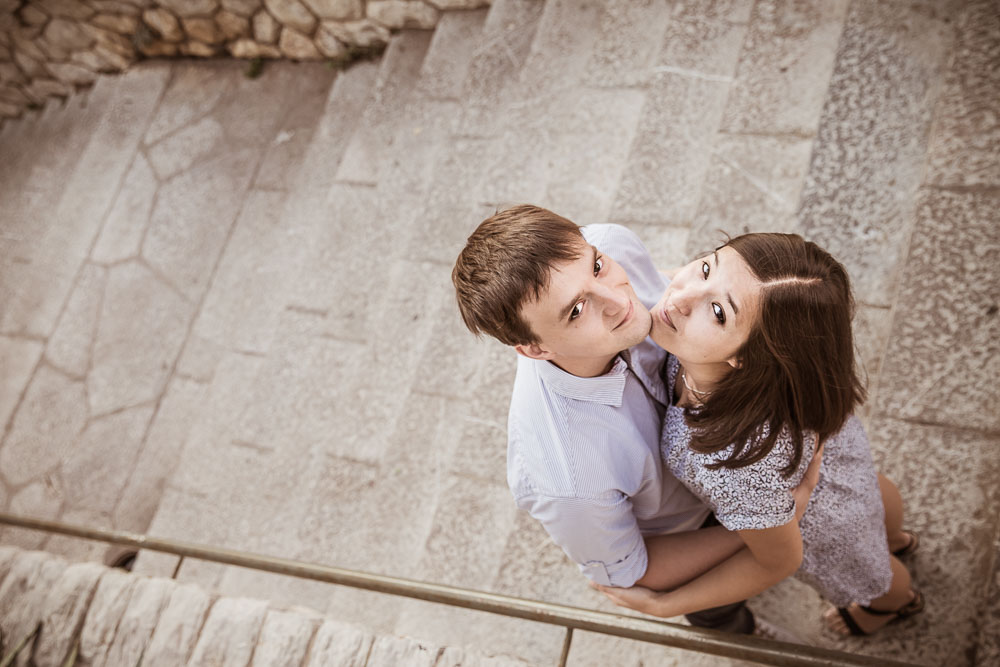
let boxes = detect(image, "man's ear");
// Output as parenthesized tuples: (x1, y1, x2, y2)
(515, 343, 554, 361)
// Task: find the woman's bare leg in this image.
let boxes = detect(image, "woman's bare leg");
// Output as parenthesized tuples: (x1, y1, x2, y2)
(824, 556, 917, 635)
(879, 473, 911, 553)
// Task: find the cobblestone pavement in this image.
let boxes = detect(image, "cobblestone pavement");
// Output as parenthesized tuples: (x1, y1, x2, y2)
(1, 1, 998, 665)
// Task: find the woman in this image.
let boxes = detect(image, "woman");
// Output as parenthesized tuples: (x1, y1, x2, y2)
(595, 233, 922, 635)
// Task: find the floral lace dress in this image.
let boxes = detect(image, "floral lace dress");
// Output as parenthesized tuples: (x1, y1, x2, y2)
(660, 355, 893, 606)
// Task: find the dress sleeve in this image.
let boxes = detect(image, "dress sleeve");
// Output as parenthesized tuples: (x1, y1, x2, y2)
(703, 429, 803, 532)
(522, 492, 648, 587)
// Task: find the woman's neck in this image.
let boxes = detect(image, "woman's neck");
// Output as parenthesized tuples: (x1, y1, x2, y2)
(677, 359, 733, 396)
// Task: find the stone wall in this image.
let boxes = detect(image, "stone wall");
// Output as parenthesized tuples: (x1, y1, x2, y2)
(0, 546, 529, 666)
(0, 0, 490, 120)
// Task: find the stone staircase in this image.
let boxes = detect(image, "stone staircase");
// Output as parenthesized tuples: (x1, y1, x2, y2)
(0, 0, 997, 665)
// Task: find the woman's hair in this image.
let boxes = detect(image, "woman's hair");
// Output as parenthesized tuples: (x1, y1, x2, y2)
(686, 233, 866, 476)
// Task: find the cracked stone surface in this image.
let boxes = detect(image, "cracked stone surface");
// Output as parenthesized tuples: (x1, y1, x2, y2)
(1, 1, 999, 665)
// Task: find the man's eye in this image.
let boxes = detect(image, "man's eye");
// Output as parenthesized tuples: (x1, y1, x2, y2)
(570, 303, 583, 321)
(702, 261, 710, 279)
(712, 302, 726, 325)
(594, 257, 604, 276)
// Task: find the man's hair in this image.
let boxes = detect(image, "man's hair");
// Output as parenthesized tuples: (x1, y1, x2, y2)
(686, 233, 866, 477)
(452, 205, 585, 346)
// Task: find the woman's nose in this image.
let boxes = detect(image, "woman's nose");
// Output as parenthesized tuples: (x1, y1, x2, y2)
(669, 286, 696, 316)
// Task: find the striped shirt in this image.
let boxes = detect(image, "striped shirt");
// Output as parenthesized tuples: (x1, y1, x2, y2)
(507, 224, 710, 587)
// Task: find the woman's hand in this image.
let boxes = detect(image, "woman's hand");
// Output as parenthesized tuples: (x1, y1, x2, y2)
(589, 581, 668, 617)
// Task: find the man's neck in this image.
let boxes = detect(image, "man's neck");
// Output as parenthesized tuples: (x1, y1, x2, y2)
(549, 352, 621, 378)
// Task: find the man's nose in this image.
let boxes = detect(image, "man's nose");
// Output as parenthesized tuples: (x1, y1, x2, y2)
(598, 284, 629, 315)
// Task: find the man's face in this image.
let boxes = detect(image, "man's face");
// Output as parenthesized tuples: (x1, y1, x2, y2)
(516, 242, 652, 377)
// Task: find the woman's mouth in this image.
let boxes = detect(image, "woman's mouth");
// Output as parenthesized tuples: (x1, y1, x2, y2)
(659, 307, 676, 331)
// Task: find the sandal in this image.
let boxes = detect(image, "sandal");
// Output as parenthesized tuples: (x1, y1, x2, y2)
(835, 589, 925, 636)
(892, 530, 920, 557)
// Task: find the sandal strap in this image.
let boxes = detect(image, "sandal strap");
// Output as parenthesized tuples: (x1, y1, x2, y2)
(860, 589, 925, 618)
(836, 607, 868, 636)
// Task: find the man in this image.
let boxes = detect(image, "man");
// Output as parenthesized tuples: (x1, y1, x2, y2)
(452, 205, 795, 635)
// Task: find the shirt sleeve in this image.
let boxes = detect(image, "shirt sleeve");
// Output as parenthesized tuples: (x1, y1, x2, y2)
(520, 492, 648, 587)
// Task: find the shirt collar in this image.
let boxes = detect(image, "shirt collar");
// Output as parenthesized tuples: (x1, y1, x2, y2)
(536, 355, 629, 407)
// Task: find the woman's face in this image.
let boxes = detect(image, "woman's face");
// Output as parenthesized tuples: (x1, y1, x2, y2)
(650, 245, 761, 368)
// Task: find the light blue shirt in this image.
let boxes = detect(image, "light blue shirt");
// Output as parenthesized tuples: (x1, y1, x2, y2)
(507, 224, 710, 587)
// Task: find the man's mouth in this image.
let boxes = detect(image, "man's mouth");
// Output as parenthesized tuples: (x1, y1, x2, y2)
(659, 306, 676, 331)
(614, 299, 634, 331)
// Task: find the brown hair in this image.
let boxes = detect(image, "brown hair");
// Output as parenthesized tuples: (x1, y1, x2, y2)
(686, 233, 866, 476)
(452, 205, 585, 346)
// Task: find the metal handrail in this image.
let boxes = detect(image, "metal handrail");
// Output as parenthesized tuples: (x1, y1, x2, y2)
(0, 513, 916, 667)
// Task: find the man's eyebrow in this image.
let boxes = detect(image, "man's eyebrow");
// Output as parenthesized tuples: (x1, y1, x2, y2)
(557, 246, 597, 322)
(714, 250, 739, 316)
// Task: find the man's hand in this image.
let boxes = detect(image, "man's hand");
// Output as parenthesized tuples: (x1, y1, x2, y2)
(791, 440, 825, 522)
(590, 581, 667, 617)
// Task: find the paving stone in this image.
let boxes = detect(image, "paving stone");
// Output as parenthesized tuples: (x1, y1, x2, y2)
(114, 377, 209, 533)
(43, 508, 114, 563)
(0, 550, 66, 662)
(77, 568, 136, 665)
(103, 576, 175, 666)
(416, 8, 487, 100)
(175, 333, 227, 383)
(543, 87, 645, 226)
(0, 364, 86, 486)
(303, 618, 374, 667)
(797, 0, 953, 305)
(492, 508, 589, 609)
(852, 304, 893, 406)
(265, 0, 317, 34)
(188, 596, 270, 666)
(87, 261, 193, 416)
(515, 0, 605, 93)
(367, 0, 439, 30)
(567, 630, 749, 667)
(924, 0, 1000, 188)
(365, 634, 440, 667)
(249, 608, 320, 667)
(408, 137, 490, 265)
(456, 0, 544, 136)
(976, 532, 1000, 666)
(0, 244, 81, 339)
(415, 474, 516, 588)
(61, 404, 155, 514)
(0, 336, 42, 432)
(91, 153, 158, 264)
(142, 148, 258, 301)
(254, 63, 337, 190)
(436, 646, 533, 667)
(582, 0, 673, 88)
(45, 263, 106, 379)
(1, 480, 64, 550)
(143, 581, 213, 666)
(144, 62, 235, 145)
(610, 10, 749, 226)
(28, 561, 105, 666)
(874, 190, 999, 431)
(721, 0, 849, 135)
(223, 0, 264, 16)
(628, 225, 691, 275)
(840, 417, 1000, 666)
(147, 116, 225, 180)
(394, 600, 562, 667)
(335, 29, 432, 184)
(193, 189, 293, 354)
(686, 133, 814, 254)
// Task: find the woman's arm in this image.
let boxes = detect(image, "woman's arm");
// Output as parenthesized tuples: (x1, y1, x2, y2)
(597, 520, 803, 618)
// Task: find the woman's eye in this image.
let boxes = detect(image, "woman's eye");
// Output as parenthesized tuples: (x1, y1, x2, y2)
(570, 302, 583, 321)
(594, 257, 604, 276)
(701, 261, 710, 279)
(712, 302, 726, 325)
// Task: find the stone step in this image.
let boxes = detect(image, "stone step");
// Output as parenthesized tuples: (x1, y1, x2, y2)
(334, 30, 434, 186)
